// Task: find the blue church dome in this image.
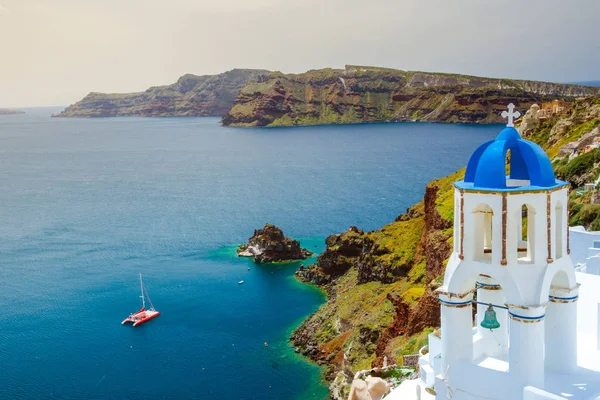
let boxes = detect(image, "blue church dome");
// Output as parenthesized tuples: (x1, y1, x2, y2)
(455, 126, 565, 191)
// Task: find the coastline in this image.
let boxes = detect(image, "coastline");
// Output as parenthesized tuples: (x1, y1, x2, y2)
(221, 119, 507, 130)
(285, 296, 329, 400)
(220, 236, 330, 398)
(283, 237, 329, 400)
(0, 114, 503, 398)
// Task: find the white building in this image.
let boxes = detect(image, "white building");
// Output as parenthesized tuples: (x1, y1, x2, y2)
(387, 105, 600, 400)
(569, 226, 600, 275)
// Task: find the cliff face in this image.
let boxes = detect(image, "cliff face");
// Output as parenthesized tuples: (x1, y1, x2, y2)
(294, 96, 600, 399)
(292, 170, 460, 399)
(54, 69, 270, 118)
(222, 65, 600, 127)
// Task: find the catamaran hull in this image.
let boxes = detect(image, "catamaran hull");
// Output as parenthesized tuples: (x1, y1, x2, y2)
(122, 308, 160, 327)
(122, 274, 160, 327)
(132, 312, 160, 326)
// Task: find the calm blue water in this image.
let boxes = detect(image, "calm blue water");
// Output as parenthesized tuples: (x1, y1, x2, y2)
(0, 108, 499, 399)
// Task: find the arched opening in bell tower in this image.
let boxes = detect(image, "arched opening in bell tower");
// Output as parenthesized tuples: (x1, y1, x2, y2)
(505, 149, 531, 188)
(517, 204, 535, 264)
(438, 270, 514, 393)
(474, 275, 509, 362)
(549, 269, 569, 288)
(473, 204, 494, 263)
(544, 269, 578, 373)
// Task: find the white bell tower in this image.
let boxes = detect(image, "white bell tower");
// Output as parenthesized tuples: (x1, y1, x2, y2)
(433, 104, 579, 400)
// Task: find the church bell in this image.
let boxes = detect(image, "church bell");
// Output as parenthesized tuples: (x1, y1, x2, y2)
(480, 303, 500, 330)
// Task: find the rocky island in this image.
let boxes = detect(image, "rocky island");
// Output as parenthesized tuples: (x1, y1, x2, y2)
(237, 224, 313, 263)
(222, 65, 600, 127)
(53, 69, 270, 118)
(291, 96, 600, 399)
(0, 108, 25, 115)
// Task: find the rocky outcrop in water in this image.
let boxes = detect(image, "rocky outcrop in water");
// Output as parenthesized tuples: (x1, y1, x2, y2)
(237, 224, 312, 263)
(54, 69, 270, 118)
(296, 226, 366, 285)
(222, 65, 600, 127)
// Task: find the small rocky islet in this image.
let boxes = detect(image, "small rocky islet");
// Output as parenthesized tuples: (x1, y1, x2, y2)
(0, 108, 25, 115)
(237, 223, 313, 263)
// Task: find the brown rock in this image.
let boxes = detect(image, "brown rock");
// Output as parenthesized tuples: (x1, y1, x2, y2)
(420, 184, 453, 282)
(296, 227, 367, 284)
(592, 190, 600, 205)
(237, 223, 312, 263)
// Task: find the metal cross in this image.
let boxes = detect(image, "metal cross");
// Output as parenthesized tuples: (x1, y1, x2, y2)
(501, 103, 521, 127)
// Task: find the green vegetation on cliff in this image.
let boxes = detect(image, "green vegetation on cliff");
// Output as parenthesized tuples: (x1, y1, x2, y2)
(54, 69, 270, 118)
(222, 65, 600, 127)
(293, 96, 600, 399)
(292, 171, 459, 398)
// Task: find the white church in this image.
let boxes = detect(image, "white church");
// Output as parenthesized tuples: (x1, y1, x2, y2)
(387, 105, 600, 400)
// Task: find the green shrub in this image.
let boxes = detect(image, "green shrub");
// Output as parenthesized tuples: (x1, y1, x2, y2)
(556, 148, 600, 182)
(569, 203, 600, 229)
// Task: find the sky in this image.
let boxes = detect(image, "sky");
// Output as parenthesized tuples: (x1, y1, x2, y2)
(0, 0, 599, 108)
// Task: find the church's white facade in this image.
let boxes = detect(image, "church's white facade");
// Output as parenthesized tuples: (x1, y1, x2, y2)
(387, 105, 600, 400)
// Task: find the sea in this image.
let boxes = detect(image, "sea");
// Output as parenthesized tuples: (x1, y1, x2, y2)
(0, 108, 499, 400)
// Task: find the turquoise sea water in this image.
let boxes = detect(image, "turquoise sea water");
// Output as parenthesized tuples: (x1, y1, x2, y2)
(0, 108, 499, 399)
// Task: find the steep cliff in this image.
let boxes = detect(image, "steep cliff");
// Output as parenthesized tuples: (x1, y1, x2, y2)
(292, 171, 460, 399)
(294, 96, 600, 399)
(222, 65, 600, 127)
(54, 69, 270, 118)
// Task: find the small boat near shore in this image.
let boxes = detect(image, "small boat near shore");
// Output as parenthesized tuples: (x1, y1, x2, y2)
(238, 280, 244, 285)
(122, 273, 160, 327)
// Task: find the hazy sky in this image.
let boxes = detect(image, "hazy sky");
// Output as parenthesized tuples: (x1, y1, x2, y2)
(0, 0, 599, 107)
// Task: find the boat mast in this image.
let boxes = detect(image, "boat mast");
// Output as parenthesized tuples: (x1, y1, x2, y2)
(139, 273, 146, 309)
(144, 285, 155, 311)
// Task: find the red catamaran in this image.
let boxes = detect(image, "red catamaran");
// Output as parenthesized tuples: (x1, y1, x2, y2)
(122, 273, 160, 327)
